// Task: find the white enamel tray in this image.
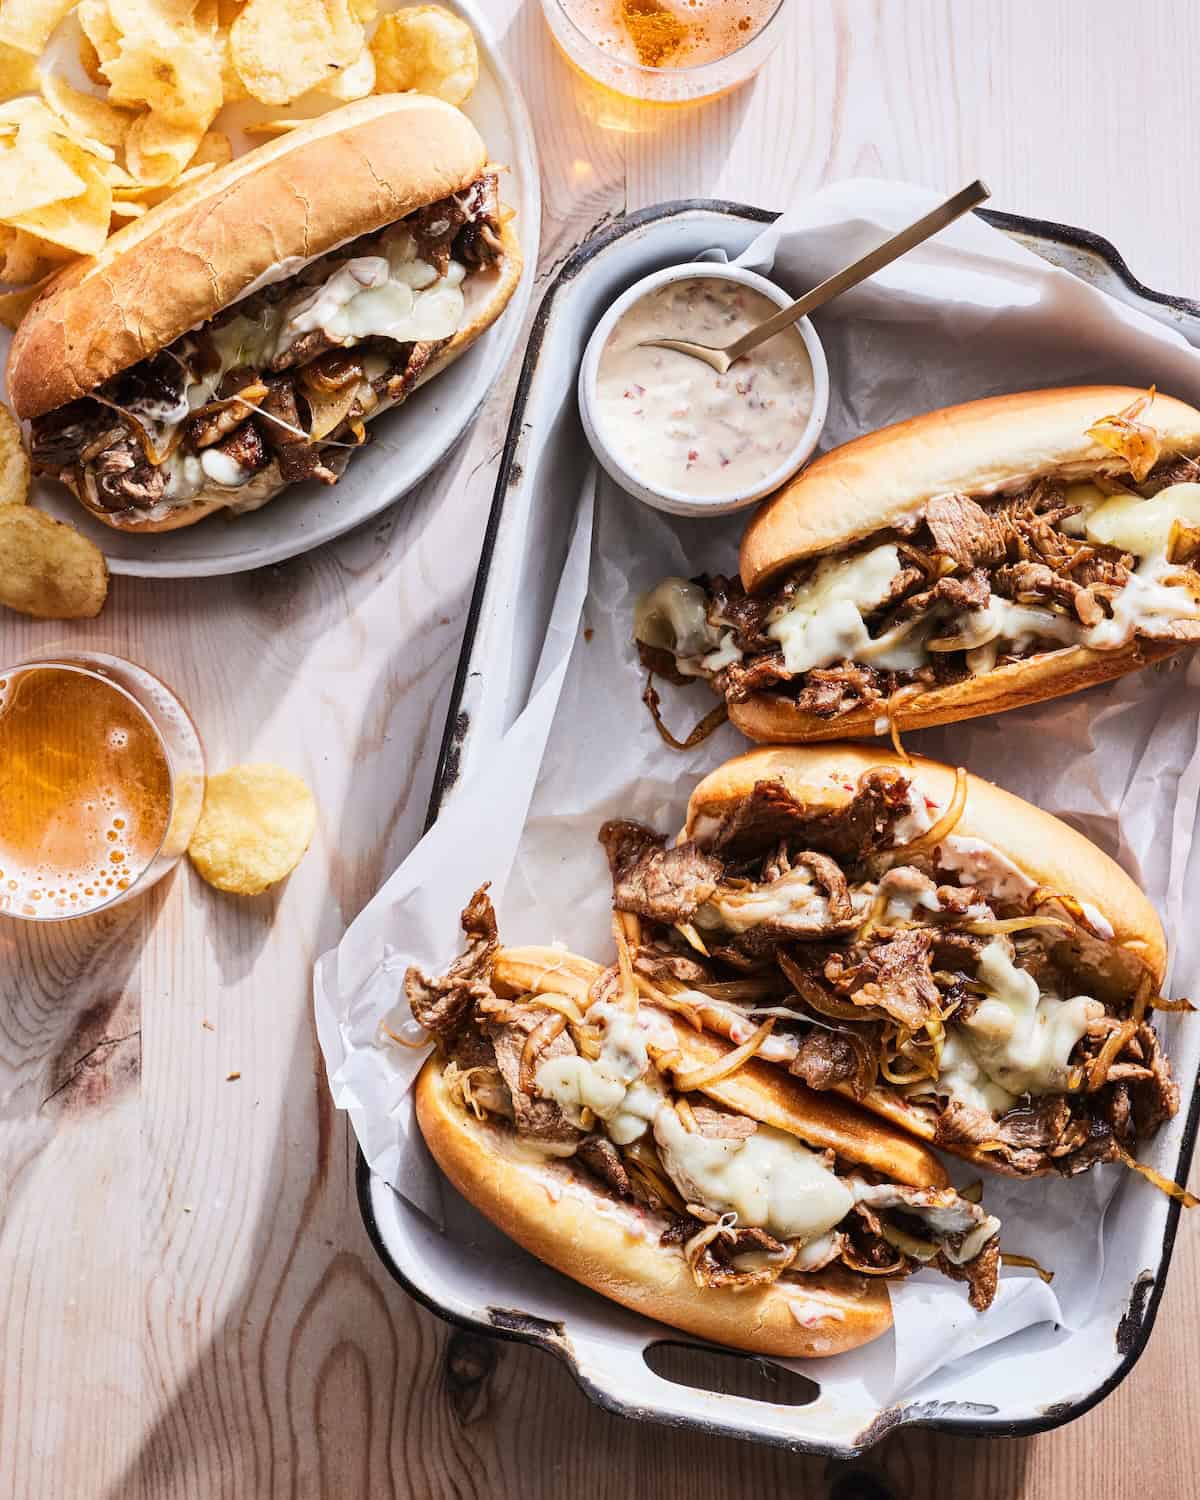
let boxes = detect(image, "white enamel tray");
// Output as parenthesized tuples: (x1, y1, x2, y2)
(0, 0, 540, 578)
(359, 202, 1200, 1457)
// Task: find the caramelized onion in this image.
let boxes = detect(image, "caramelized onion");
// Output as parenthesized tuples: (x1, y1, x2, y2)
(519, 1012, 567, 1094)
(1114, 1145, 1199, 1207)
(1086, 388, 1161, 483)
(612, 915, 639, 1015)
(961, 916, 1071, 936)
(669, 1016, 775, 1092)
(893, 767, 968, 856)
(1001, 1252, 1055, 1283)
(643, 673, 729, 751)
(675, 921, 710, 956)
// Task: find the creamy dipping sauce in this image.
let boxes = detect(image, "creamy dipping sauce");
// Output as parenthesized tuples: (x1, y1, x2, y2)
(594, 276, 815, 499)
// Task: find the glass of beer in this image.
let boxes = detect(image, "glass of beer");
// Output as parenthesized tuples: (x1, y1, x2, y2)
(0, 651, 205, 921)
(540, 0, 789, 104)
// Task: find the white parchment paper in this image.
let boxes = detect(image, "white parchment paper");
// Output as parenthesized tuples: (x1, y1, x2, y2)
(315, 180, 1200, 1402)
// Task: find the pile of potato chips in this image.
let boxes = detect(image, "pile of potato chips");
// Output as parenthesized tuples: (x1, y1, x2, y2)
(0, 1, 480, 325)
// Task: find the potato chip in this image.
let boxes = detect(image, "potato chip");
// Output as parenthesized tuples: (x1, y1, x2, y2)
(109, 197, 144, 218)
(370, 5, 478, 107)
(231, 0, 363, 106)
(78, 30, 106, 86)
(243, 117, 303, 136)
(0, 273, 48, 327)
(0, 506, 108, 619)
(77, 0, 120, 68)
(39, 71, 133, 152)
(0, 136, 86, 217)
(0, 223, 68, 281)
(0, 39, 39, 92)
(6, 139, 111, 254)
(321, 41, 374, 100)
(0, 0, 77, 56)
(191, 128, 231, 167)
(125, 109, 208, 187)
(0, 401, 29, 506)
(102, 17, 223, 131)
(187, 765, 317, 895)
(113, 155, 215, 205)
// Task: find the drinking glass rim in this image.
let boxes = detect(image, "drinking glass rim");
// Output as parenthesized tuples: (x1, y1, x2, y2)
(548, 0, 789, 77)
(0, 656, 178, 923)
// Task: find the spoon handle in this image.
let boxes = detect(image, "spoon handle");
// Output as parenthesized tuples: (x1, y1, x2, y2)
(722, 178, 991, 364)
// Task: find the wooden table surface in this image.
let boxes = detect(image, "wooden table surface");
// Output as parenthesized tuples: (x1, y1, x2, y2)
(4, 3, 1199, 1496)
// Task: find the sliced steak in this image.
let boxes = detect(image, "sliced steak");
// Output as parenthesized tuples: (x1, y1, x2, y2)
(824, 928, 941, 1031)
(576, 1134, 632, 1196)
(403, 885, 499, 1042)
(925, 494, 1007, 567)
(791, 662, 886, 718)
(485, 1006, 581, 1147)
(706, 769, 912, 864)
(599, 820, 722, 924)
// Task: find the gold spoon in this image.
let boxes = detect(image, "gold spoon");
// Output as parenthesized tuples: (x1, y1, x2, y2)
(638, 179, 991, 375)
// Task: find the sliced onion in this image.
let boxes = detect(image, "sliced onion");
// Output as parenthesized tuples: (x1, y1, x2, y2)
(961, 916, 1071, 936)
(670, 1016, 775, 1093)
(1115, 1145, 1200, 1207)
(893, 766, 968, 856)
(675, 921, 710, 956)
(1001, 1252, 1055, 1283)
(612, 915, 639, 1015)
(519, 1012, 566, 1094)
(643, 673, 729, 751)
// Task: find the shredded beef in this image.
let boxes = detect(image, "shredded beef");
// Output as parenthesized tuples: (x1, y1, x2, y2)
(1130, 1021, 1180, 1135)
(576, 1135, 632, 1196)
(689, 1105, 758, 1141)
(824, 928, 941, 1031)
(404, 886, 499, 1042)
(789, 1030, 865, 1092)
(716, 651, 792, 704)
(992, 559, 1104, 627)
(1142, 455, 1200, 494)
(933, 1095, 1083, 1176)
(925, 493, 1007, 567)
(791, 662, 886, 718)
(938, 1234, 1000, 1312)
(91, 438, 166, 510)
(599, 820, 722, 924)
(706, 769, 912, 864)
(484, 1006, 580, 1146)
(706, 574, 772, 648)
(895, 566, 991, 620)
(683, 1221, 794, 1291)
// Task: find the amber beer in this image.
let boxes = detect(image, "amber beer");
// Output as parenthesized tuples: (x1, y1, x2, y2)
(0, 655, 204, 921)
(542, 0, 787, 103)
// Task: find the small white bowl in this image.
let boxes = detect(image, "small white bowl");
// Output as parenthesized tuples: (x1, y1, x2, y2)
(577, 261, 829, 517)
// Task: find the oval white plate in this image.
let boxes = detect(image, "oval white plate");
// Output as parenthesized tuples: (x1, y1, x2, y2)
(2, 0, 540, 578)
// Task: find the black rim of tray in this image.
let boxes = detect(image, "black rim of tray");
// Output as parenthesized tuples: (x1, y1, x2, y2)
(357, 196, 1200, 1457)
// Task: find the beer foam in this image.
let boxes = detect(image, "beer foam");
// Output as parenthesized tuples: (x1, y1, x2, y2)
(565, 0, 779, 66)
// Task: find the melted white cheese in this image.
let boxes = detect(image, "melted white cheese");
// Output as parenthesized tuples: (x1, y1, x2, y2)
(937, 836, 1037, 903)
(943, 940, 1104, 1113)
(653, 1108, 854, 1244)
(766, 544, 903, 674)
(633, 576, 724, 668)
(278, 231, 465, 352)
(1085, 553, 1200, 648)
(1085, 481, 1200, 555)
(696, 864, 829, 935)
(536, 1002, 671, 1145)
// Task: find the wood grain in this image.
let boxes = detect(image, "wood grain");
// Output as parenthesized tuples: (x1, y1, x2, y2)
(2, 2, 1199, 1497)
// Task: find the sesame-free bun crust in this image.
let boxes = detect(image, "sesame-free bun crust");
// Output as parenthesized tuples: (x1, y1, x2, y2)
(7, 94, 496, 419)
(51, 217, 523, 534)
(684, 743, 1166, 982)
(415, 1060, 892, 1358)
(728, 636, 1186, 744)
(491, 946, 949, 1189)
(740, 386, 1200, 591)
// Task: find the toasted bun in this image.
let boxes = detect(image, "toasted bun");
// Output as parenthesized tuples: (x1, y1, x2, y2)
(740, 386, 1200, 591)
(415, 1058, 892, 1357)
(684, 744, 1166, 983)
(7, 95, 493, 418)
(55, 218, 523, 534)
(491, 946, 949, 1188)
(728, 636, 1186, 745)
